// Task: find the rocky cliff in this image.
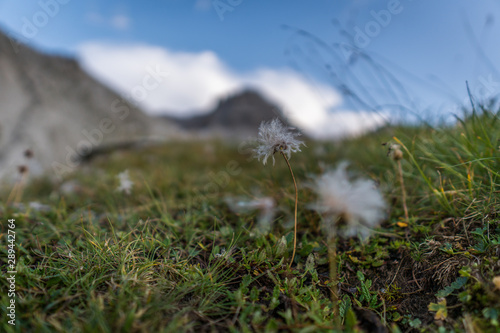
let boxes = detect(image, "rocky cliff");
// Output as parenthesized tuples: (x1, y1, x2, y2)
(0, 31, 177, 180)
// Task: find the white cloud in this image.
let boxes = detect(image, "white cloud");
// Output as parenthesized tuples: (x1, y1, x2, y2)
(77, 42, 387, 138)
(316, 111, 388, 139)
(78, 43, 238, 113)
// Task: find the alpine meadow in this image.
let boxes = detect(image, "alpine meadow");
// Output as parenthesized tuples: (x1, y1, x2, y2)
(1, 107, 499, 332)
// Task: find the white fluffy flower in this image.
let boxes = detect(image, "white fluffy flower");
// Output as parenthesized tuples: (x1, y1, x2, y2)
(313, 162, 386, 239)
(253, 118, 305, 165)
(116, 170, 133, 195)
(225, 196, 276, 231)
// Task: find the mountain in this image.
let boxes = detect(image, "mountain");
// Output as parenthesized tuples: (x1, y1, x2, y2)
(0, 30, 178, 180)
(163, 90, 291, 137)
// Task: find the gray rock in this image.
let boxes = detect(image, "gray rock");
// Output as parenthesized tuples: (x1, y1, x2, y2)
(162, 89, 292, 138)
(0, 30, 179, 181)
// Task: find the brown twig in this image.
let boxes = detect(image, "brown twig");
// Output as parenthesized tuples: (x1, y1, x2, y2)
(412, 267, 423, 289)
(388, 258, 404, 288)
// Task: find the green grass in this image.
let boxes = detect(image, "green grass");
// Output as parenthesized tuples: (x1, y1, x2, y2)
(1, 109, 499, 332)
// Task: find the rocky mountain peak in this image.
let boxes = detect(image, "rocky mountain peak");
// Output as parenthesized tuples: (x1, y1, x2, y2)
(165, 89, 290, 136)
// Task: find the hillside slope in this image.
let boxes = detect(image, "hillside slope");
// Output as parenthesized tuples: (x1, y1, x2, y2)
(0, 31, 178, 180)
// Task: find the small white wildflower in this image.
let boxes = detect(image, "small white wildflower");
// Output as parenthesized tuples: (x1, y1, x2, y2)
(253, 118, 305, 165)
(60, 180, 82, 195)
(225, 196, 276, 231)
(116, 170, 133, 194)
(28, 201, 51, 212)
(313, 162, 386, 239)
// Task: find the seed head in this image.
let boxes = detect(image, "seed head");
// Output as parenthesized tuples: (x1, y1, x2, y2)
(384, 143, 403, 161)
(116, 170, 133, 194)
(312, 162, 386, 239)
(225, 196, 276, 231)
(24, 149, 34, 159)
(17, 165, 28, 174)
(253, 118, 305, 165)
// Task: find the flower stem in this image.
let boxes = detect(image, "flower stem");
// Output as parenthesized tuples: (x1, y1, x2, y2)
(6, 171, 28, 206)
(397, 160, 409, 222)
(280, 152, 298, 269)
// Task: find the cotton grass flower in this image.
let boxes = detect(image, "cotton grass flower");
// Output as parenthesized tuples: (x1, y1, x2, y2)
(253, 118, 305, 268)
(312, 162, 386, 322)
(313, 162, 386, 239)
(116, 170, 134, 195)
(225, 196, 276, 232)
(253, 118, 305, 166)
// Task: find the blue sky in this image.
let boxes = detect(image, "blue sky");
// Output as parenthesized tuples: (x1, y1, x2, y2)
(0, 0, 499, 137)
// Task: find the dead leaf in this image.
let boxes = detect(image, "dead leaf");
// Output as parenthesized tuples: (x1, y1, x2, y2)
(428, 298, 447, 320)
(493, 276, 500, 290)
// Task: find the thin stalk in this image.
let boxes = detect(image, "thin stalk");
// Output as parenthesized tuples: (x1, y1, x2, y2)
(6, 171, 28, 206)
(14, 172, 27, 203)
(397, 160, 409, 222)
(280, 151, 298, 269)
